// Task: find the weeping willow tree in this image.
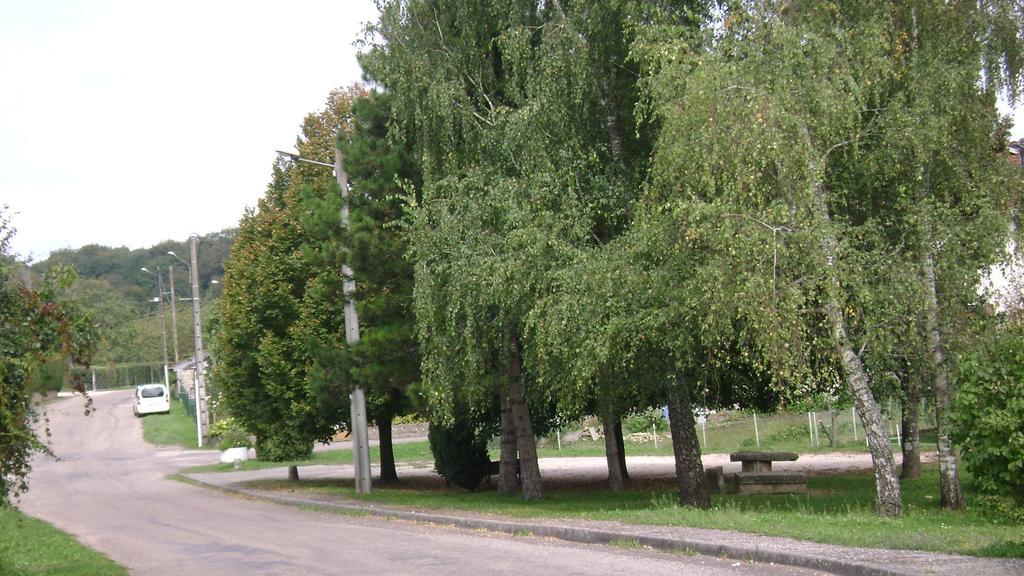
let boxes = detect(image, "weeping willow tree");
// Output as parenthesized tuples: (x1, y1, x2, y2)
(363, 0, 708, 499)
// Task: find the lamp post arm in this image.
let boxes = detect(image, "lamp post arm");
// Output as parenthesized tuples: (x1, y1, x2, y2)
(276, 150, 335, 168)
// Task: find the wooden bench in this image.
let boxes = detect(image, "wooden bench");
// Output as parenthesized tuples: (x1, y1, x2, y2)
(729, 451, 806, 494)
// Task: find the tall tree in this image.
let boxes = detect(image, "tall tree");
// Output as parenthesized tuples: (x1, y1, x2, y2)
(639, 2, 904, 515)
(216, 89, 360, 461)
(298, 89, 420, 483)
(823, 1, 1022, 509)
(365, 0, 708, 500)
(639, 0, 1023, 516)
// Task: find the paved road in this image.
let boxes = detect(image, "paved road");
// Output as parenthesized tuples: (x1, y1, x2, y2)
(19, 391, 825, 576)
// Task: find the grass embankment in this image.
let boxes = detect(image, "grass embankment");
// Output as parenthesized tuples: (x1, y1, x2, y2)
(141, 401, 200, 449)
(246, 466, 1022, 559)
(0, 506, 127, 576)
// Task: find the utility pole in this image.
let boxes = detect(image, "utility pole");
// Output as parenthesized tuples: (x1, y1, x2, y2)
(336, 147, 372, 495)
(156, 266, 170, 390)
(188, 236, 209, 447)
(276, 147, 372, 494)
(169, 265, 181, 364)
(141, 266, 171, 391)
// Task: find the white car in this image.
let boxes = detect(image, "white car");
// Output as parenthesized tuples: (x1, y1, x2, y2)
(133, 383, 170, 416)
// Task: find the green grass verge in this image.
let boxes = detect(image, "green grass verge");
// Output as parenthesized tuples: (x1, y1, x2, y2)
(141, 402, 199, 449)
(0, 506, 128, 576)
(244, 465, 1022, 558)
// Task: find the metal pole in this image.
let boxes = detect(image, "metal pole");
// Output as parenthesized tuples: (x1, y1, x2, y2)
(808, 411, 815, 447)
(812, 411, 819, 447)
(188, 237, 209, 447)
(336, 147, 371, 494)
(852, 406, 858, 441)
(753, 412, 760, 448)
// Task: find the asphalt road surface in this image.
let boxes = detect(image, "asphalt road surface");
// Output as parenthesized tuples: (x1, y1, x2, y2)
(19, 390, 826, 576)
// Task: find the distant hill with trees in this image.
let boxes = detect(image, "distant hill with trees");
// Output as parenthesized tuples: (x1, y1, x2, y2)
(28, 229, 235, 373)
(33, 228, 235, 308)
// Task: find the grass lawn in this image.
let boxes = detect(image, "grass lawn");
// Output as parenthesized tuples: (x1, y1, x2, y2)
(184, 432, 935, 473)
(141, 401, 199, 449)
(0, 506, 127, 576)
(244, 465, 1022, 559)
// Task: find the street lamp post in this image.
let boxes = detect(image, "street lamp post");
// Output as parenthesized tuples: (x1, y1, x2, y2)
(169, 239, 209, 448)
(140, 266, 171, 391)
(277, 148, 372, 494)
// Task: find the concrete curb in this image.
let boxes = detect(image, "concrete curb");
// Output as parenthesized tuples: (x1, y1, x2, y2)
(183, 474, 919, 576)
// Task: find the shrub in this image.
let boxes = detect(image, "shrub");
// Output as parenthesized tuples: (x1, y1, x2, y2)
(951, 328, 1024, 499)
(428, 413, 491, 491)
(624, 408, 668, 434)
(209, 417, 252, 449)
(255, 427, 313, 462)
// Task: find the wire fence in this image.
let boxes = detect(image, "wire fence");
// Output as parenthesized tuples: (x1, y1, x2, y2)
(178, 393, 197, 418)
(85, 363, 166, 391)
(692, 404, 937, 453)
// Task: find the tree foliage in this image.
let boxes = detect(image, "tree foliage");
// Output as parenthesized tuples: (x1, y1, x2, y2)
(952, 324, 1024, 498)
(216, 88, 365, 461)
(633, 0, 1023, 515)
(0, 208, 98, 505)
(296, 88, 422, 482)
(23, 230, 234, 370)
(364, 0, 713, 500)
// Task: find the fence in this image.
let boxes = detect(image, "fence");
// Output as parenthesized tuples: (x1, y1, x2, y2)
(179, 393, 197, 418)
(85, 363, 166, 391)
(691, 404, 936, 454)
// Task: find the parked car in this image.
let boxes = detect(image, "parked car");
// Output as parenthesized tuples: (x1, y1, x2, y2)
(133, 383, 170, 416)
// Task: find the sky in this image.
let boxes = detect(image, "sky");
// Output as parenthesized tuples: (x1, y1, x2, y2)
(0, 0, 379, 261)
(2, 2, 1023, 262)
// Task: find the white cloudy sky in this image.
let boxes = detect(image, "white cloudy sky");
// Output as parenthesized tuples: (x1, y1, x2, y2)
(0, 0, 378, 261)
(2, 2, 1022, 261)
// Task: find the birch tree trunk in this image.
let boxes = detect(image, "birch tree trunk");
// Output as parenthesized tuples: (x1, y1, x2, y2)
(498, 392, 519, 494)
(507, 333, 543, 500)
(924, 249, 965, 509)
(666, 373, 710, 509)
(814, 185, 902, 517)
